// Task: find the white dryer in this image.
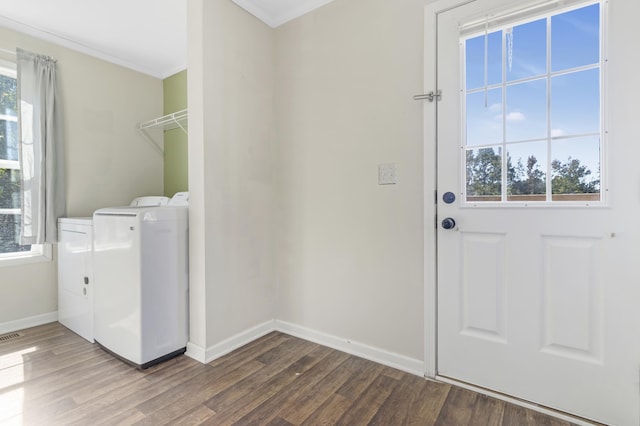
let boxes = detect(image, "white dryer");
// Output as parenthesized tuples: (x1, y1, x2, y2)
(93, 192, 189, 368)
(58, 217, 94, 342)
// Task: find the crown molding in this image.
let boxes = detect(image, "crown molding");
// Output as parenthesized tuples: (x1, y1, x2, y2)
(0, 15, 166, 79)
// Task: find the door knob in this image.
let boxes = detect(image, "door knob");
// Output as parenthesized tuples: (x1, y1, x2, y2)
(441, 217, 456, 230)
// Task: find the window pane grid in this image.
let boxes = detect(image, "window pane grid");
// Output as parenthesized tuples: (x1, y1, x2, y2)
(0, 160, 19, 169)
(466, 63, 599, 96)
(0, 114, 17, 122)
(0, 64, 37, 257)
(0, 213, 30, 254)
(462, 1, 602, 205)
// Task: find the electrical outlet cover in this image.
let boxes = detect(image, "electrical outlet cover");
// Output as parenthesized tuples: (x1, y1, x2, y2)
(378, 163, 397, 185)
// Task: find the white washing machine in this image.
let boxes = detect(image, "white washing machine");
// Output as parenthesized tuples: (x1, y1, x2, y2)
(93, 192, 189, 368)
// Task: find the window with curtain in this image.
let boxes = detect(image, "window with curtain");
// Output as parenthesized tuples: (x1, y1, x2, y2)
(0, 61, 40, 260)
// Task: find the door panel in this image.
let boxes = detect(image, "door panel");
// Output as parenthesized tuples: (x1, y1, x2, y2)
(435, 1, 639, 424)
(460, 231, 507, 343)
(541, 235, 603, 362)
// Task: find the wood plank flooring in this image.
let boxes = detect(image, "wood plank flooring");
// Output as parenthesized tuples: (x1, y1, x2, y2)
(0, 323, 583, 426)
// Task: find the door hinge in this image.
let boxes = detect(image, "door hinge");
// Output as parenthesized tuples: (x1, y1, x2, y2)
(413, 90, 442, 102)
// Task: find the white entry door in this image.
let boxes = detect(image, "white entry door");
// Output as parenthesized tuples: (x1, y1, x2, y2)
(435, 0, 640, 424)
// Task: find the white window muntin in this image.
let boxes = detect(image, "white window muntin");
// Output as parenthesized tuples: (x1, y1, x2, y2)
(0, 60, 49, 264)
(459, 0, 605, 207)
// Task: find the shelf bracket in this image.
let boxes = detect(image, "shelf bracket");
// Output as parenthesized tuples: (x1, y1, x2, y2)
(137, 109, 188, 155)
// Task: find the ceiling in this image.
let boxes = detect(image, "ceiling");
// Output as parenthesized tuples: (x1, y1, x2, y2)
(0, 0, 334, 80)
(0, 0, 187, 79)
(232, 0, 335, 28)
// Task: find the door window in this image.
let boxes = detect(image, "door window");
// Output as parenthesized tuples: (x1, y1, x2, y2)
(462, 2, 602, 204)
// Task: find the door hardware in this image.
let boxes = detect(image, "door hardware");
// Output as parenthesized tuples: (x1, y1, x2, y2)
(441, 217, 456, 230)
(413, 90, 442, 102)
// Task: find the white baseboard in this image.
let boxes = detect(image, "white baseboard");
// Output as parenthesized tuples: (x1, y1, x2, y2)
(185, 319, 425, 378)
(196, 319, 277, 364)
(185, 341, 207, 363)
(0, 311, 58, 335)
(275, 320, 424, 377)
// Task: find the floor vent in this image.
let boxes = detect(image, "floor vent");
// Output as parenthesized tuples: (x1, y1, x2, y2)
(0, 332, 23, 343)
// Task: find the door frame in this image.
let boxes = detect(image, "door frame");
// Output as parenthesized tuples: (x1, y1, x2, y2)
(423, 0, 474, 380)
(421, 2, 608, 424)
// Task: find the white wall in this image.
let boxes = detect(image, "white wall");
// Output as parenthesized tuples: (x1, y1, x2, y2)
(188, 0, 277, 357)
(0, 26, 163, 326)
(275, 0, 427, 362)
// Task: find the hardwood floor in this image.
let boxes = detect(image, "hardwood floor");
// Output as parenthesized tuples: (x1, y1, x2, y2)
(0, 323, 582, 426)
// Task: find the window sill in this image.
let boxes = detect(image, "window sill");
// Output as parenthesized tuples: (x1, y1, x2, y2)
(0, 245, 52, 267)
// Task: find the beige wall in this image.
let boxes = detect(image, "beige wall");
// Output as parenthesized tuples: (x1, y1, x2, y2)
(186, 0, 428, 364)
(0, 26, 163, 325)
(275, 0, 427, 360)
(188, 0, 276, 351)
(0, 261, 57, 326)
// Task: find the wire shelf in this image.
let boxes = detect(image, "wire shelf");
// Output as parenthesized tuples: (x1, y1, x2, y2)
(137, 109, 188, 154)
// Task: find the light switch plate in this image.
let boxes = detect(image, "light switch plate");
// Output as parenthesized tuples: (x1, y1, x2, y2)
(378, 163, 397, 185)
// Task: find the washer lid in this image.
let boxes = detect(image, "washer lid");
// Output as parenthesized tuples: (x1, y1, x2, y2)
(129, 196, 169, 207)
(169, 192, 189, 206)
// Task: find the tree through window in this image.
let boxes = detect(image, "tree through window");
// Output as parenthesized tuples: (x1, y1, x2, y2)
(0, 63, 31, 255)
(462, 1, 602, 204)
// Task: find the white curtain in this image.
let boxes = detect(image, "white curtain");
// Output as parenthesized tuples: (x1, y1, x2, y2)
(17, 48, 65, 244)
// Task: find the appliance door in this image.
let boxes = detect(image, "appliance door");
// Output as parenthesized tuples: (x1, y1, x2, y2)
(93, 212, 143, 364)
(58, 219, 93, 342)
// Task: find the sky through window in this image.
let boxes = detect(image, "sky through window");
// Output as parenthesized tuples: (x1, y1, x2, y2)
(463, 2, 601, 202)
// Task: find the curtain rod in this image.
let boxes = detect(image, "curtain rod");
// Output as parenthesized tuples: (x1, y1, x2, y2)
(0, 48, 15, 56)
